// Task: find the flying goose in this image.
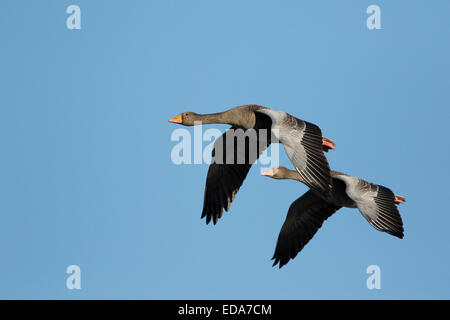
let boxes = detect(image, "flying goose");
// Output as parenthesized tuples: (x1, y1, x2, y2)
(261, 166, 405, 268)
(169, 105, 335, 224)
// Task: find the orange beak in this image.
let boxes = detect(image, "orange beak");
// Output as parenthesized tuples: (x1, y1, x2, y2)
(168, 114, 182, 124)
(261, 169, 274, 177)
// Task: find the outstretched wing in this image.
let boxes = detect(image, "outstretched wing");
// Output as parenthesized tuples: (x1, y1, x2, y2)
(283, 119, 333, 196)
(333, 175, 404, 239)
(202, 156, 251, 225)
(272, 190, 341, 268)
(201, 113, 272, 224)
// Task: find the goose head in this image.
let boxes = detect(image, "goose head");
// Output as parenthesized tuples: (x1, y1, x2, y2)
(168, 112, 199, 126)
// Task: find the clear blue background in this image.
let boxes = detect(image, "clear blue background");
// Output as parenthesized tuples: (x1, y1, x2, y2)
(1, 0, 449, 299)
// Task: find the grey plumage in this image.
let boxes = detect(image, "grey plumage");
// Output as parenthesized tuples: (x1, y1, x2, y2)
(264, 167, 405, 268)
(255, 109, 333, 195)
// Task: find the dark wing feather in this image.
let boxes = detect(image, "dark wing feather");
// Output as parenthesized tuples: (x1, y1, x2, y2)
(202, 161, 251, 224)
(201, 113, 272, 224)
(334, 174, 405, 239)
(272, 190, 341, 268)
(282, 118, 333, 196)
(370, 185, 404, 238)
(299, 121, 333, 194)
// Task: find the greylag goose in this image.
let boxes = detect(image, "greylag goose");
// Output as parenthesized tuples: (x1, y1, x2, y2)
(169, 105, 335, 224)
(261, 166, 405, 268)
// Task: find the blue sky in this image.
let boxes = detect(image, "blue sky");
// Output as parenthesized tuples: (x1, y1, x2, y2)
(1, 0, 449, 299)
